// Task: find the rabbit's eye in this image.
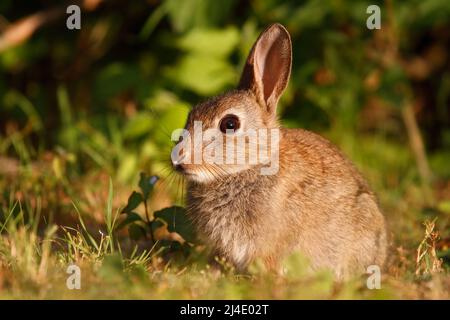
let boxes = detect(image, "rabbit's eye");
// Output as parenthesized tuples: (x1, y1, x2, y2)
(219, 114, 240, 134)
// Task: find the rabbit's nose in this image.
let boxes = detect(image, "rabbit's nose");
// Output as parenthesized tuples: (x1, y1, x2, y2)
(172, 153, 187, 172)
(174, 164, 185, 173)
(173, 163, 186, 173)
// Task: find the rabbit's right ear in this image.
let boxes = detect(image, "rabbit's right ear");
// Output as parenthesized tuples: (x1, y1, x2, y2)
(238, 23, 292, 115)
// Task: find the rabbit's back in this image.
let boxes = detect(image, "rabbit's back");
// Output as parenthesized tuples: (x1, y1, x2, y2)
(277, 128, 387, 277)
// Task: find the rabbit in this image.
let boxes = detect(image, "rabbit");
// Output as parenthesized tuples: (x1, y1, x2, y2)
(171, 23, 387, 279)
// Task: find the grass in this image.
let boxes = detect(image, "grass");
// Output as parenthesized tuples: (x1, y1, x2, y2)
(0, 129, 449, 299)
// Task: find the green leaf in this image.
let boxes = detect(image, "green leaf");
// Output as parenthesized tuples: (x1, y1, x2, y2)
(117, 153, 138, 183)
(151, 219, 165, 233)
(128, 223, 147, 241)
(165, 54, 236, 95)
(94, 63, 142, 103)
(116, 212, 143, 230)
(164, 27, 239, 95)
(123, 112, 154, 140)
(138, 172, 158, 200)
(165, 0, 236, 32)
(177, 27, 239, 57)
(122, 191, 143, 213)
(154, 206, 196, 243)
(153, 102, 190, 145)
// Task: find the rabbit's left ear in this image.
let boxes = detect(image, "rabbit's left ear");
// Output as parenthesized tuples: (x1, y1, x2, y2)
(238, 23, 292, 114)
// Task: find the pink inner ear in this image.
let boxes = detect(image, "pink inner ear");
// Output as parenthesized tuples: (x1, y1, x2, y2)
(255, 29, 288, 105)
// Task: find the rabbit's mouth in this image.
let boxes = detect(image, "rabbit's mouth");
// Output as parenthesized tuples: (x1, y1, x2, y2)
(179, 169, 196, 178)
(174, 163, 231, 184)
(179, 170, 206, 183)
(173, 163, 198, 179)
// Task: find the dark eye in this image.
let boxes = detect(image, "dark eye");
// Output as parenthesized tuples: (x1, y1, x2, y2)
(219, 114, 240, 133)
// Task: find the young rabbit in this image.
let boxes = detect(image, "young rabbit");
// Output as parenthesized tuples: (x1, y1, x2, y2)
(171, 23, 387, 279)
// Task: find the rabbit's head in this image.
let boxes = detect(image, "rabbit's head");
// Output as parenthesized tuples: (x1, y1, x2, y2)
(171, 24, 292, 183)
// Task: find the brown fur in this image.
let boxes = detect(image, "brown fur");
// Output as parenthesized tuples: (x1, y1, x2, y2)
(174, 24, 387, 279)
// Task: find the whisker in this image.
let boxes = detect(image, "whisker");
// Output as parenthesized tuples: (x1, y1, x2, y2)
(209, 165, 222, 180)
(206, 165, 219, 180)
(175, 173, 182, 206)
(207, 163, 226, 178)
(152, 171, 174, 199)
(179, 174, 186, 206)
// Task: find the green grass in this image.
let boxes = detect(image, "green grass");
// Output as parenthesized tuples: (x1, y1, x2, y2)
(0, 129, 449, 300)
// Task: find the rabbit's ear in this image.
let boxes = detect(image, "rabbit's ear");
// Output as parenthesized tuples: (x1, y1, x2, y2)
(238, 23, 292, 114)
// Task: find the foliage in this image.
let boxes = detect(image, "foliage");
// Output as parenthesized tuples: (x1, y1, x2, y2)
(0, 0, 449, 299)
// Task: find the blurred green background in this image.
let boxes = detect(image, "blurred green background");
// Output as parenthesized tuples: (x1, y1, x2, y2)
(1, 0, 449, 184)
(0, 0, 449, 182)
(0, 0, 450, 298)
